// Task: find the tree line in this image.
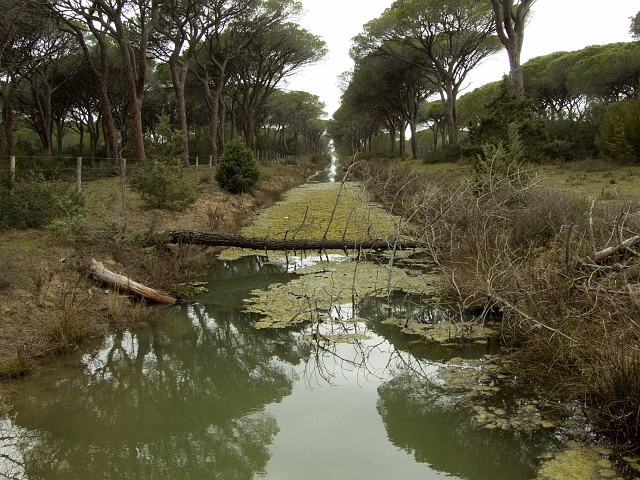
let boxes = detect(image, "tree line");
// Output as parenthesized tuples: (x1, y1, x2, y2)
(329, 0, 640, 163)
(0, 0, 328, 163)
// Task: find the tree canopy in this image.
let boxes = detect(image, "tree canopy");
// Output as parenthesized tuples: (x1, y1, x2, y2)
(0, 0, 328, 161)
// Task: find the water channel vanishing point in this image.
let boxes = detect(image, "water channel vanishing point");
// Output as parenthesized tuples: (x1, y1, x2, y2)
(0, 158, 637, 480)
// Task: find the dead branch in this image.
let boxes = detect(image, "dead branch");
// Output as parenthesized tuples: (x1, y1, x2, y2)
(89, 259, 178, 304)
(576, 234, 640, 267)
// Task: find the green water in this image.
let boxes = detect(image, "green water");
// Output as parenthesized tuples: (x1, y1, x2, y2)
(0, 256, 557, 479)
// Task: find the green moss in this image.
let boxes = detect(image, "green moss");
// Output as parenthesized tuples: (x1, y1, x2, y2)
(383, 317, 496, 344)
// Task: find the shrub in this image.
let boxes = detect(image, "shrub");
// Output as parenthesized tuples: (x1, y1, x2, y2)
(472, 124, 532, 204)
(130, 114, 198, 211)
(595, 98, 640, 162)
(215, 138, 260, 193)
(0, 174, 84, 229)
(423, 143, 461, 164)
(464, 78, 550, 162)
(130, 159, 198, 210)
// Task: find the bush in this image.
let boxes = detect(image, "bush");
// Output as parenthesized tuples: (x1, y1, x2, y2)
(0, 173, 84, 229)
(130, 114, 198, 211)
(472, 124, 532, 204)
(464, 78, 550, 162)
(595, 98, 640, 162)
(130, 160, 198, 211)
(423, 143, 461, 164)
(215, 138, 260, 193)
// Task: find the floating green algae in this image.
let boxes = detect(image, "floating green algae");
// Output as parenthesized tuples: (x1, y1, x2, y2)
(536, 444, 624, 480)
(220, 182, 402, 260)
(472, 403, 555, 431)
(176, 281, 209, 297)
(382, 317, 497, 344)
(245, 260, 440, 329)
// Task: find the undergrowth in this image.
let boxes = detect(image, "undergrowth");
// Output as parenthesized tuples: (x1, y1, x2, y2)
(359, 138, 640, 451)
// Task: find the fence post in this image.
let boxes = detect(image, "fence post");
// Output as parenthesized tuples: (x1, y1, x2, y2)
(121, 157, 127, 195)
(209, 155, 213, 181)
(195, 156, 199, 183)
(9, 156, 15, 191)
(76, 157, 82, 194)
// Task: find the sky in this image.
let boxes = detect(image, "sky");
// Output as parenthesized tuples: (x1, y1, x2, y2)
(284, 0, 640, 118)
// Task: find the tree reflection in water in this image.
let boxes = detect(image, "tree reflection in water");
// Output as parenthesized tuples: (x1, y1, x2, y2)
(359, 295, 555, 480)
(2, 256, 557, 479)
(7, 286, 302, 478)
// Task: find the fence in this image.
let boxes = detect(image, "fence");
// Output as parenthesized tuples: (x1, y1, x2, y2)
(4, 150, 298, 193)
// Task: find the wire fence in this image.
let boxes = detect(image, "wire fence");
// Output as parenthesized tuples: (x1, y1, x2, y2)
(2, 150, 298, 193)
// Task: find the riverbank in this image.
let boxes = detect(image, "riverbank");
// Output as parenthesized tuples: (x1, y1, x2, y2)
(353, 155, 640, 453)
(0, 159, 325, 379)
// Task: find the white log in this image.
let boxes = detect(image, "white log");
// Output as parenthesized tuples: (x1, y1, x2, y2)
(89, 259, 177, 304)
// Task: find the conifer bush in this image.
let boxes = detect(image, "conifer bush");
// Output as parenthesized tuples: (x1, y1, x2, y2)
(215, 138, 260, 193)
(130, 114, 198, 211)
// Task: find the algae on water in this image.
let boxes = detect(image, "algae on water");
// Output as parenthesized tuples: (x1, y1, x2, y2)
(220, 182, 401, 260)
(245, 259, 440, 329)
(536, 445, 624, 480)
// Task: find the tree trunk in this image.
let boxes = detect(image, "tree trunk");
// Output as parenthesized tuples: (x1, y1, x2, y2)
(170, 52, 190, 166)
(490, 0, 532, 98)
(409, 119, 418, 160)
(576, 235, 640, 267)
(171, 230, 428, 251)
(509, 49, 525, 97)
(443, 83, 457, 144)
(77, 121, 84, 155)
(96, 47, 118, 160)
(56, 121, 63, 154)
(219, 94, 227, 154)
(89, 259, 178, 304)
(389, 126, 396, 156)
(2, 87, 14, 155)
(122, 51, 146, 162)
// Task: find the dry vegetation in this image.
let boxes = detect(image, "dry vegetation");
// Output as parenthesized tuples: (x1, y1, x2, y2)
(0, 160, 321, 380)
(356, 153, 640, 451)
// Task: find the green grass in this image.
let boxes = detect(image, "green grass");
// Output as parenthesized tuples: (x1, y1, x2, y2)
(398, 159, 640, 200)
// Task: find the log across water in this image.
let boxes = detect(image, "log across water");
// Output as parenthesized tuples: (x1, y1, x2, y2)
(170, 230, 428, 251)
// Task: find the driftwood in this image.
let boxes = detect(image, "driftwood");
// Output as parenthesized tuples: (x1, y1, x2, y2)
(170, 230, 428, 251)
(576, 234, 640, 266)
(89, 259, 178, 305)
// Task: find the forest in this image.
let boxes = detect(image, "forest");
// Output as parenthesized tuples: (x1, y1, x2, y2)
(0, 0, 329, 164)
(330, 0, 640, 166)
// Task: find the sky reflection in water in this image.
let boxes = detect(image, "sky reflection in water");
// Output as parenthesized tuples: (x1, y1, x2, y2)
(0, 255, 552, 479)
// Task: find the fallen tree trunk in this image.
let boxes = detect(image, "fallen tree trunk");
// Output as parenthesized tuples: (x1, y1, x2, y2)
(170, 230, 428, 251)
(576, 234, 640, 266)
(89, 259, 178, 305)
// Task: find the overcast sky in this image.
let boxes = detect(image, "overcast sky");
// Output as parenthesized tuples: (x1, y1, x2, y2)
(284, 0, 640, 118)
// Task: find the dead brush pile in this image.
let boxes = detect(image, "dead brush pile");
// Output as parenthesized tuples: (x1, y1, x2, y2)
(357, 142, 640, 450)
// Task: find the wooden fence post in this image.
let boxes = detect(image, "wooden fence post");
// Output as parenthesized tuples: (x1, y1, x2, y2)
(195, 156, 199, 183)
(76, 157, 82, 193)
(121, 157, 127, 195)
(209, 155, 213, 181)
(9, 156, 15, 191)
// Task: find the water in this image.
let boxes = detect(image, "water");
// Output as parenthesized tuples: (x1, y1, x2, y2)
(0, 256, 556, 480)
